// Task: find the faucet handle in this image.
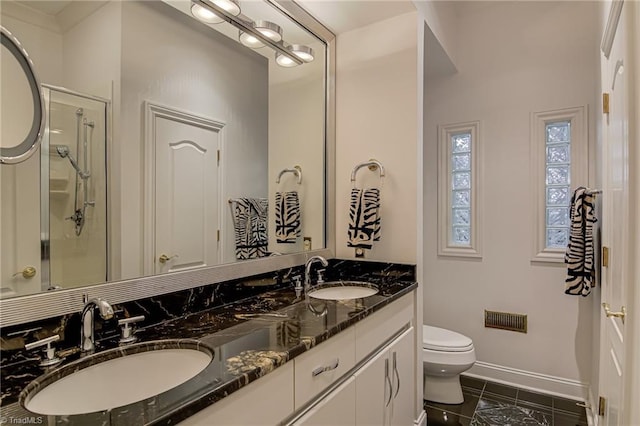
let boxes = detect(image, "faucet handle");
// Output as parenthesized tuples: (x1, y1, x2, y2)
(291, 275, 303, 298)
(117, 315, 145, 344)
(25, 335, 64, 368)
(291, 275, 303, 288)
(316, 269, 326, 284)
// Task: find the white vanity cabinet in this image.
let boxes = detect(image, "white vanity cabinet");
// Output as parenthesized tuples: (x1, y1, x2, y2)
(178, 362, 294, 426)
(294, 327, 356, 410)
(292, 293, 415, 426)
(291, 377, 357, 426)
(355, 328, 415, 426)
(179, 291, 416, 426)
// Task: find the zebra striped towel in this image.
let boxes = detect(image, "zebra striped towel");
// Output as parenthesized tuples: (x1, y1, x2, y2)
(231, 198, 269, 260)
(275, 191, 301, 244)
(565, 187, 597, 296)
(347, 188, 381, 249)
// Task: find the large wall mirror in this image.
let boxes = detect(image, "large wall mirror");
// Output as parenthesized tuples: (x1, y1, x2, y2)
(0, 0, 334, 312)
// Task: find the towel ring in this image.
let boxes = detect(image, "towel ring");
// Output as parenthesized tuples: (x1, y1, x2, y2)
(276, 165, 303, 184)
(350, 159, 385, 183)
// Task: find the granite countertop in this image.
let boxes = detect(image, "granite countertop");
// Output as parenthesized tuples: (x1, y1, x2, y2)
(0, 275, 416, 425)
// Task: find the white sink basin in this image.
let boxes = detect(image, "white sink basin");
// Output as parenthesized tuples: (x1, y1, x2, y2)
(23, 340, 212, 415)
(308, 282, 379, 301)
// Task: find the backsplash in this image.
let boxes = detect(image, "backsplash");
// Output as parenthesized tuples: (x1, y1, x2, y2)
(0, 259, 415, 369)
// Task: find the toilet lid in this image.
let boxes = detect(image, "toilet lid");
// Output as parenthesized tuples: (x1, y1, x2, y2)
(423, 325, 473, 352)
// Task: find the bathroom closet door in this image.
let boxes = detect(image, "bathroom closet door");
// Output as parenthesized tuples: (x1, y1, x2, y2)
(598, 1, 638, 425)
(147, 103, 223, 275)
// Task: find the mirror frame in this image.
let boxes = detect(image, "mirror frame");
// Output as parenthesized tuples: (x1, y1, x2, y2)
(0, 26, 46, 164)
(0, 0, 336, 327)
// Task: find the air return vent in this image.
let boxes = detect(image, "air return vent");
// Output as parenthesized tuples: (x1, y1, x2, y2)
(484, 310, 527, 333)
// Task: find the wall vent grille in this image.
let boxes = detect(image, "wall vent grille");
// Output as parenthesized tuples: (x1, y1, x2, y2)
(484, 310, 527, 333)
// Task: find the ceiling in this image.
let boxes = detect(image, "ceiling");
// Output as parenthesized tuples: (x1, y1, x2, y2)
(296, 0, 416, 35)
(16, 0, 72, 16)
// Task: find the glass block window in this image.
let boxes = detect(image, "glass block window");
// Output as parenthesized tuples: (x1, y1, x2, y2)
(545, 121, 571, 248)
(531, 106, 587, 262)
(451, 133, 472, 246)
(438, 121, 482, 258)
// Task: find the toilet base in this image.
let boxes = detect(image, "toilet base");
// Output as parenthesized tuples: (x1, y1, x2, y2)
(424, 374, 464, 404)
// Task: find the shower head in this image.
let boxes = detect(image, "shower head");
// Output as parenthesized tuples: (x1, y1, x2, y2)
(56, 146, 89, 179)
(56, 145, 70, 158)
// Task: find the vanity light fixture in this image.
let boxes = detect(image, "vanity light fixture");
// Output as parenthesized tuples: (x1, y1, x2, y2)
(209, 0, 241, 16)
(240, 21, 283, 49)
(275, 44, 314, 67)
(191, 0, 303, 66)
(253, 20, 282, 43)
(239, 31, 265, 49)
(290, 44, 314, 63)
(191, 3, 224, 24)
(275, 50, 298, 67)
(191, 0, 240, 24)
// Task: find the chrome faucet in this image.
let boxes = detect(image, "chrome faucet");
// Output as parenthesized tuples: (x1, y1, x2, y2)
(80, 296, 114, 353)
(304, 255, 329, 294)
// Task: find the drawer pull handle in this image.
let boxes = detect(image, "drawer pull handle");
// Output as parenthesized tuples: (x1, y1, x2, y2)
(392, 351, 400, 398)
(312, 358, 339, 377)
(385, 359, 392, 407)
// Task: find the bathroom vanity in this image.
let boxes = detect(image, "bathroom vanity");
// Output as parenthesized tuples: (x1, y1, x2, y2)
(0, 260, 418, 425)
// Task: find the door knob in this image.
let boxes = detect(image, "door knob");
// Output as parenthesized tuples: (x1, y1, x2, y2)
(13, 266, 37, 279)
(158, 254, 178, 264)
(602, 303, 626, 323)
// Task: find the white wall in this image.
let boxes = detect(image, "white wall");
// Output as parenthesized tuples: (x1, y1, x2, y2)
(423, 1, 599, 397)
(119, 1, 268, 274)
(413, 0, 457, 72)
(335, 11, 418, 263)
(268, 61, 325, 253)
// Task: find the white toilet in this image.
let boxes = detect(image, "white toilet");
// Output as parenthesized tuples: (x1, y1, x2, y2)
(423, 325, 476, 404)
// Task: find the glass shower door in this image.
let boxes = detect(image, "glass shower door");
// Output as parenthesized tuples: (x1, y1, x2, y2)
(44, 87, 108, 289)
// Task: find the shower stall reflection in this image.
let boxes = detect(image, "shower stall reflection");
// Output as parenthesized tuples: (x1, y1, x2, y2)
(44, 86, 107, 289)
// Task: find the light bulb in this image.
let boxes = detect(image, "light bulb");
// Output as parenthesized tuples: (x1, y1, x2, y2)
(210, 0, 241, 16)
(239, 31, 265, 49)
(290, 45, 314, 63)
(190, 3, 224, 24)
(254, 21, 282, 43)
(276, 52, 298, 68)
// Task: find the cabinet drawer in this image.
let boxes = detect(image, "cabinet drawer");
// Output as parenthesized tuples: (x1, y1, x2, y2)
(355, 293, 413, 361)
(179, 362, 294, 425)
(294, 326, 356, 409)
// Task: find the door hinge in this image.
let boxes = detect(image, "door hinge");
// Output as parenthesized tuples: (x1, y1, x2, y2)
(598, 396, 606, 416)
(217, 230, 220, 242)
(603, 93, 610, 114)
(602, 246, 609, 267)
(217, 150, 220, 165)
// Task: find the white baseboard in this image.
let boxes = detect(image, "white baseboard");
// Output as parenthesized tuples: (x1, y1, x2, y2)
(414, 409, 427, 426)
(466, 361, 590, 401)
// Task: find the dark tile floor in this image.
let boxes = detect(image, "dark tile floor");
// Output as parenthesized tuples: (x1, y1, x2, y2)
(425, 376, 589, 426)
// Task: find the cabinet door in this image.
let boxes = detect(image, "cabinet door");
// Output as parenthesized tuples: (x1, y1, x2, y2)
(389, 327, 415, 426)
(354, 346, 389, 425)
(292, 376, 356, 426)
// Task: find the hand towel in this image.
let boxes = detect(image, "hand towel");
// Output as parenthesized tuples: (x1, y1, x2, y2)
(347, 188, 381, 249)
(275, 191, 301, 244)
(565, 187, 597, 296)
(230, 198, 269, 260)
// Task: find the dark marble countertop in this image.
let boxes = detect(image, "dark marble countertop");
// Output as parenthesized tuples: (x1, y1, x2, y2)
(0, 275, 416, 425)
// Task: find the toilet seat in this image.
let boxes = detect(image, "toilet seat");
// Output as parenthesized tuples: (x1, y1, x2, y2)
(423, 325, 473, 352)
